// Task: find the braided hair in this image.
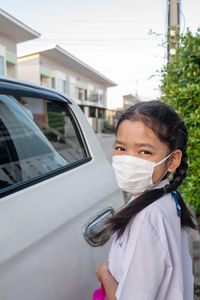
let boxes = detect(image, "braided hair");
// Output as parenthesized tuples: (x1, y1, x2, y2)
(110, 100, 197, 238)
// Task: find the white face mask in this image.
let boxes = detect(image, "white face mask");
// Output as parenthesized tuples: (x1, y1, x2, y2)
(112, 153, 172, 194)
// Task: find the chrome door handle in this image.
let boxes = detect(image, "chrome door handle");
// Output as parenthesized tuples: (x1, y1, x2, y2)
(83, 208, 114, 247)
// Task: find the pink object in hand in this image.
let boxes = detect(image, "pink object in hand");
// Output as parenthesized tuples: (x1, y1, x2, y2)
(92, 284, 106, 300)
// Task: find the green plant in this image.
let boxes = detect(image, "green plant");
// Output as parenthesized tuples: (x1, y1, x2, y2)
(103, 120, 115, 133)
(48, 111, 65, 136)
(160, 29, 200, 215)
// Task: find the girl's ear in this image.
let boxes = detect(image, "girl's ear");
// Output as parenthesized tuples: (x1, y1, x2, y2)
(167, 150, 182, 173)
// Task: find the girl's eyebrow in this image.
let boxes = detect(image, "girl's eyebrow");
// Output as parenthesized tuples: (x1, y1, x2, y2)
(115, 139, 127, 146)
(115, 140, 156, 149)
(134, 143, 156, 149)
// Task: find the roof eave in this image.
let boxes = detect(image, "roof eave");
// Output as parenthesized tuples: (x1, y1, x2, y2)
(0, 9, 40, 43)
(18, 45, 117, 87)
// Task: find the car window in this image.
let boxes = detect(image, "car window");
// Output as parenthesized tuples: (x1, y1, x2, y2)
(0, 94, 88, 193)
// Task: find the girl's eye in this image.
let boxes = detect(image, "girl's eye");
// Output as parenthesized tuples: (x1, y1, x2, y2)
(115, 146, 126, 152)
(140, 150, 151, 155)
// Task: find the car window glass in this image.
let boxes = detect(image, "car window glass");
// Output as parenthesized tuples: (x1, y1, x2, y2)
(0, 94, 88, 192)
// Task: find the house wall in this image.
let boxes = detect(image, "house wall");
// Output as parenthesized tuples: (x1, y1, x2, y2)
(18, 55, 40, 84)
(17, 52, 110, 133)
(18, 53, 107, 107)
(7, 63, 17, 78)
(40, 55, 106, 103)
(0, 33, 17, 77)
(0, 33, 16, 54)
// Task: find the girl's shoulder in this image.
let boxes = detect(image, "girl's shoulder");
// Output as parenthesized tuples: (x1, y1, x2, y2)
(132, 189, 174, 216)
(126, 180, 181, 245)
(145, 192, 177, 223)
(148, 191, 175, 214)
(130, 192, 179, 239)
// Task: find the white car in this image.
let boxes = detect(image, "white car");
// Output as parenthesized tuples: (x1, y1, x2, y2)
(0, 78, 124, 300)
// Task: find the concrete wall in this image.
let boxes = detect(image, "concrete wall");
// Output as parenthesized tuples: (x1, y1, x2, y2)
(7, 63, 17, 78)
(18, 55, 40, 84)
(0, 33, 16, 54)
(40, 54, 106, 95)
(0, 33, 17, 78)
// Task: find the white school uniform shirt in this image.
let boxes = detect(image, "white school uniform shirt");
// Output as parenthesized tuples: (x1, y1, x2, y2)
(108, 179, 194, 300)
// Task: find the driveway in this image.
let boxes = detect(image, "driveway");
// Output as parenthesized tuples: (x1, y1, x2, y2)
(96, 133, 115, 163)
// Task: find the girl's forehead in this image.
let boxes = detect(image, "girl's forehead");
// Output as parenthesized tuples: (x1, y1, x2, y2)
(116, 120, 168, 149)
(117, 120, 155, 138)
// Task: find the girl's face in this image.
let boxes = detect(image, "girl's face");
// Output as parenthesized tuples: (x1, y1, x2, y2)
(114, 120, 171, 184)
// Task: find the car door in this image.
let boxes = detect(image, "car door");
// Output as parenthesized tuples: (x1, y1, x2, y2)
(0, 80, 124, 300)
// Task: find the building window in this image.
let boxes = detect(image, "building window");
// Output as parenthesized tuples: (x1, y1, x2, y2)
(78, 88, 84, 101)
(84, 89, 88, 101)
(51, 77, 66, 93)
(51, 78, 55, 89)
(51, 71, 67, 94)
(40, 75, 51, 87)
(57, 78, 66, 93)
(69, 76, 76, 98)
(88, 84, 97, 102)
(98, 109, 105, 119)
(98, 89, 104, 104)
(89, 107, 96, 118)
(0, 56, 5, 76)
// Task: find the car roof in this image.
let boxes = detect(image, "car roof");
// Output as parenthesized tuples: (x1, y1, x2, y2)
(0, 77, 71, 104)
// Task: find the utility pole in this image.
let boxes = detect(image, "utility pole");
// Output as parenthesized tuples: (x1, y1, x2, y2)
(135, 79, 138, 98)
(167, 0, 180, 62)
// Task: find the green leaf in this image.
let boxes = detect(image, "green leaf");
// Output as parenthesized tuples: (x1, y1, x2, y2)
(160, 28, 200, 215)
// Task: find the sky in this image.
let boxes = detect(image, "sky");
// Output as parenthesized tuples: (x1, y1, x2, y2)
(1, 0, 200, 106)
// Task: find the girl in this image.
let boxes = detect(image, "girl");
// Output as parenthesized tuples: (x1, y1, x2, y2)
(96, 100, 197, 300)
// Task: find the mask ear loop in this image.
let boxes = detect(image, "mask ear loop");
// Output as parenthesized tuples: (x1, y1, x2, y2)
(151, 169, 169, 190)
(154, 152, 174, 167)
(151, 152, 174, 190)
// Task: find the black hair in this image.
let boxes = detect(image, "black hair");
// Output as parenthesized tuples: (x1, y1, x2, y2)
(110, 100, 197, 237)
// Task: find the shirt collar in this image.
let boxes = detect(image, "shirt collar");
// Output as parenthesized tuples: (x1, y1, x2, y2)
(127, 179, 169, 204)
(153, 178, 169, 190)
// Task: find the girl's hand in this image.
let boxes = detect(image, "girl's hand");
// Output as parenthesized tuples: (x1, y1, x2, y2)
(96, 259, 109, 283)
(96, 259, 118, 300)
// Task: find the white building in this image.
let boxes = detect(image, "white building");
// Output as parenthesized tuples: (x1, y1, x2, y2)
(123, 93, 141, 111)
(0, 9, 40, 78)
(18, 45, 117, 132)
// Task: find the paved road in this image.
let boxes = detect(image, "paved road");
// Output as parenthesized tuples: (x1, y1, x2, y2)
(96, 133, 115, 163)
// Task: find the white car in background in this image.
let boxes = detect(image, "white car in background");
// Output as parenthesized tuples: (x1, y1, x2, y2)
(0, 78, 124, 300)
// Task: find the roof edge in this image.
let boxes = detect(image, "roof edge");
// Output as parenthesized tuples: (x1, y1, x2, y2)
(0, 9, 41, 38)
(18, 44, 117, 87)
(55, 45, 117, 87)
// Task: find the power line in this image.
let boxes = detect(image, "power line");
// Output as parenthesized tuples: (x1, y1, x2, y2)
(23, 18, 166, 24)
(39, 37, 159, 41)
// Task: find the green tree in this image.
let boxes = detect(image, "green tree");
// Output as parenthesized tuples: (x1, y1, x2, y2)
(160, 29, 200, 215)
